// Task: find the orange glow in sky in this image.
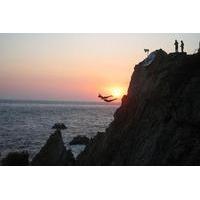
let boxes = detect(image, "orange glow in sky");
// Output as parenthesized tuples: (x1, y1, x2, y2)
(0, 33, 199, 102)
(110, 87, 124, 98)
(103, 86, 126, 100)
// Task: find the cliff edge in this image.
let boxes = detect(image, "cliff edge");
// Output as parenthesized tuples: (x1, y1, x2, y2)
(77, 50, 200, 165)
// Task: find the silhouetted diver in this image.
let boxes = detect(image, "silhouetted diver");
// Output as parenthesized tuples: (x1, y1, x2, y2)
(98, 94, 113, 99)
(98, 94, 117, 102)
(102, 98, 117, 102)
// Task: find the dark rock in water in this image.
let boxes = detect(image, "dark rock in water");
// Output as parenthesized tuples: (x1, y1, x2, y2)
(52, 123, 67, 130)
(70, 135, 90, 145)
(31, 130, 75, 166)
(77, 50, 200, 166)
(1, 151, 29, 166)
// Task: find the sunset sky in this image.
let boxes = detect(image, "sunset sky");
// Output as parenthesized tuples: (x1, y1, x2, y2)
(0, 33, 199, 102)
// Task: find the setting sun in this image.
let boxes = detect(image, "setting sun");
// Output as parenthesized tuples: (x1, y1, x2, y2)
(112, 88, 122, 98)
(110, 87, 125, 99)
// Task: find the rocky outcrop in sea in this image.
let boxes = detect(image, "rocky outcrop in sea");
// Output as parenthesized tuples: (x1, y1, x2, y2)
(69, 135, 90, 145)
(1, 151, 29, 166)
(31, 130, 75, 166)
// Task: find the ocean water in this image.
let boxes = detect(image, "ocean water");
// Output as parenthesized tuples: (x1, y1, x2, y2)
(0, 100, 118, 159)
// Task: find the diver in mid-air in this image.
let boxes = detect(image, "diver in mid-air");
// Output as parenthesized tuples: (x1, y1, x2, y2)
(98, 94, 113, 99)
(98, 94, 117, 102)
(101, 98, 117, 102)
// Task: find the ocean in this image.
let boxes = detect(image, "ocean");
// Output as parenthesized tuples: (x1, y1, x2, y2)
(0, 99, 119, 159)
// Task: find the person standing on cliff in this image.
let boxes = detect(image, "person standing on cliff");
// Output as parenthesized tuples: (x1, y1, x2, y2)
(180, 40, 184, 53)
(174, 40, 179, 52)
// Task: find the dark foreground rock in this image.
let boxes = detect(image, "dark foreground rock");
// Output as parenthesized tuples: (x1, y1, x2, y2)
(77, 50, 200, 166)
(70, 135, 90, 145)
(1, 151, 29, 166)
(31, 130, 75, 166)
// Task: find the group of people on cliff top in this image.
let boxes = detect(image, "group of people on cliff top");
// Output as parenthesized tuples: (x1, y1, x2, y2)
(174, 40, 184, 53)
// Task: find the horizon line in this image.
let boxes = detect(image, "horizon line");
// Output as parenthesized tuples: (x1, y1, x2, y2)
(0, 98, 121, 105)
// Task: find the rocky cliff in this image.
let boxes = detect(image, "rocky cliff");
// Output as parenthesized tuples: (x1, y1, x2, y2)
(31, 130, 75, 166)
(77, 50, 200, 165)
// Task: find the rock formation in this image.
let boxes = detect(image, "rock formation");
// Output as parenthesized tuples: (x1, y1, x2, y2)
(31, 130, 75, 166)
(69, 135, 90, 145)
(77, 50, 200, 165)
(1, 151, 29, 166)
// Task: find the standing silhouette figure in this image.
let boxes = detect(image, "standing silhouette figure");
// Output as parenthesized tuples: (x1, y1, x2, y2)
(180, 40, 184, 53)
(174, 40, 179, 52)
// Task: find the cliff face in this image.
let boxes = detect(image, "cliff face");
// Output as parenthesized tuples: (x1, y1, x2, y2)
(78, 50, 200, 165)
